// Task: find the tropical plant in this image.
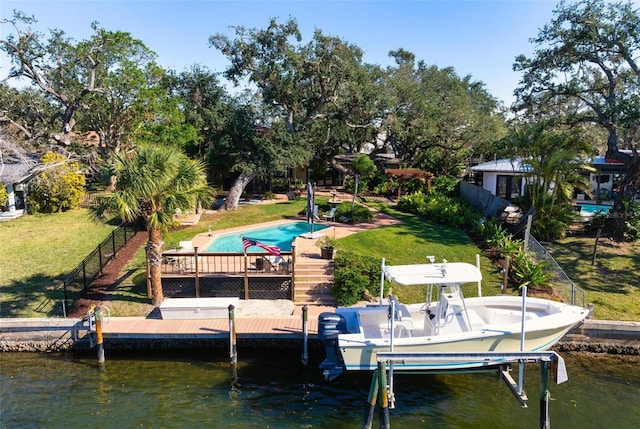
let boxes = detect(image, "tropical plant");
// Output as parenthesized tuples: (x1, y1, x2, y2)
(315, 235, 338, 250)
(498, 123, 594, 240)
(486, 225, 522, 259)
(510, 249, 553, 289)
(90, 145, 215, 305)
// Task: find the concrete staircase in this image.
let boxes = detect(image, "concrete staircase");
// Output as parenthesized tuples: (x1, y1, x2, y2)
(293, 258, 336, 306)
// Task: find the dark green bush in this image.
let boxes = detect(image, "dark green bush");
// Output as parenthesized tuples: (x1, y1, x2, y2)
(335, 202, 374, 223)
(431, 176, 459, 197)
(397, 192, 481, 229)
(333, 251, 387, 306)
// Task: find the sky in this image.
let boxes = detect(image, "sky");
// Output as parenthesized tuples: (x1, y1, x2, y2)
(1, 0, 570, 107)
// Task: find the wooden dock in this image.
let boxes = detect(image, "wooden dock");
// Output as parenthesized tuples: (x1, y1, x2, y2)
(100, 305, 334, 341)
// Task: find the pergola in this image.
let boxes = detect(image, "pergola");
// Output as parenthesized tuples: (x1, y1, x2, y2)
(384, 168, 434, 199)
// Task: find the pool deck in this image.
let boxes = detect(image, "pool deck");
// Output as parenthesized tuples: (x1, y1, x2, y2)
(103, 200, 403, 342)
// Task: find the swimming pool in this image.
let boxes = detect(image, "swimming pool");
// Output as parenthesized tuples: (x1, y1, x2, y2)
(206, 221, 329, 252)
(578, 203, 613, 215)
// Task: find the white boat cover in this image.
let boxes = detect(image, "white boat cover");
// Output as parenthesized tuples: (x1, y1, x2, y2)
(383, 262, 482, 285)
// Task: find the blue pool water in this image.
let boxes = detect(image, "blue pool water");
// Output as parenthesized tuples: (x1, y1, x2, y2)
(207, 221, 329, 252)
(578, 203, 613, 215)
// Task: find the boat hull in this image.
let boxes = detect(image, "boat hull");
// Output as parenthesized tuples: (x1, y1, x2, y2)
(328, 295, 589, 373)
(338, 325, 575, 372)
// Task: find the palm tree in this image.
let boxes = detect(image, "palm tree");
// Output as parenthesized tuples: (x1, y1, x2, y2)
(503, 123, 594, 240)
(91, 145, 215, 305)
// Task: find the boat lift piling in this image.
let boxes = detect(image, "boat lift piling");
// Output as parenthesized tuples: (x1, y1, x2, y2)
(370, 351, 567, 429)
(519, 286, 528, 396)
(475, 254, 482, 296)
(362, 369, 379, 429)
(301, 305, 309, 366)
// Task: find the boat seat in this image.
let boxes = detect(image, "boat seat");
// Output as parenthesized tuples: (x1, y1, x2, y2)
(357, 308, 389, 328)
(380, 324, 412, 339)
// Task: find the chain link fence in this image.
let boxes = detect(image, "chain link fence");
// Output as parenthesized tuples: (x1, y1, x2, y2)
(524, 233, 587, 307)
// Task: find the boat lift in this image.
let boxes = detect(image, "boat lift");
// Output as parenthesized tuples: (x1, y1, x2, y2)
(364, 350, 567, 429)
(367, 261, 568, 429)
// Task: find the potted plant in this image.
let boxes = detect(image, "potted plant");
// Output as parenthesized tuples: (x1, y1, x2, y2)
(315, 235, 337, 259)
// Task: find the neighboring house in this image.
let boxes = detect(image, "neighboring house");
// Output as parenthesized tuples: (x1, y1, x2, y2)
(470, 158, 532, 201)
(0, 159, 32, 219)
(471, 151, 635, 202)
(589, 150, 633, 201)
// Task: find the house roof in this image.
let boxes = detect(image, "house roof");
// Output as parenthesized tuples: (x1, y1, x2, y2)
(471, 158, 532, 173)
(0, 160, 34, 184)
(384, 168, 432, 179)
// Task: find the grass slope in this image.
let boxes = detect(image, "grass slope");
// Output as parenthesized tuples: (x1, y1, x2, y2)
(0, 210, 117, 317)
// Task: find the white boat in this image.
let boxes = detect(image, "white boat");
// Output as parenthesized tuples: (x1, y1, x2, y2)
(318, 260, 589, 380)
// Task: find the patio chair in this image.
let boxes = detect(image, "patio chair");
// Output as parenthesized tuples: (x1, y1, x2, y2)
(261, 255, 283, 272)
(311, 205, 320, 221)
(322, 207, 337, 222)
(261, 255, 291, 273)
(178, 241, 193, 251)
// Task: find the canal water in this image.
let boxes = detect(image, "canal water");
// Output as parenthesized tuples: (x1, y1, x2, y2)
(1, 349, 638, 428)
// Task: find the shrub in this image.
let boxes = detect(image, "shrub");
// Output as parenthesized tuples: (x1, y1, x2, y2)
(28, 153, 85, 213)
(335, 202, 374, 224)
(431, 176, 459, 197)
(510, 249, 553, 289)
(486, 226, 522, 259)
(621, 198, 640, 241)
(397, 192, 482, 229)
(0, 185, 8, 208)
(333, 251, 387, 306)
(397, 191, 427, 214)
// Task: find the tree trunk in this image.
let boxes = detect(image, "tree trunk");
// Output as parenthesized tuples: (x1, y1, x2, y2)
(223, 171, 258, 211)
(147, 227, 165, 306)
(53, 109, 76, 146)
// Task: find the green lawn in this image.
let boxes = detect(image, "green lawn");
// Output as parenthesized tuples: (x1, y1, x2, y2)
(0, 210, 117, 317)
(545, 236, 640, 321)
(1, 200, 637, 321)
(334, 207, 503, 304)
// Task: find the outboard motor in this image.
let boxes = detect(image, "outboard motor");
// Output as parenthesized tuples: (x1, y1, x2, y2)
(318, 312, 347, 380)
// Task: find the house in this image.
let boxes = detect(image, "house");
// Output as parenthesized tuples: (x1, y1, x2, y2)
(470, 151, 635, 202)
(0, 157, 32, 220)
(469, 158, 532, 201)
(589, 151, 633, 201)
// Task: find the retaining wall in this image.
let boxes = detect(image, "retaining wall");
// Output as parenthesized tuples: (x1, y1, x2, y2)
(1, 318, 638, 354)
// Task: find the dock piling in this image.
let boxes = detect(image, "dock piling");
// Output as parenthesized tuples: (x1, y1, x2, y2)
(88, 305, 110, 365)
(301, 305, 309, 366)
(228, 304, 237, 365)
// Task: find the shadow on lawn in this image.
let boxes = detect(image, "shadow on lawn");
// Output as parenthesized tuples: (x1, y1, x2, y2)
(0, 273, 67, 318)
(545, 237, 640, 295)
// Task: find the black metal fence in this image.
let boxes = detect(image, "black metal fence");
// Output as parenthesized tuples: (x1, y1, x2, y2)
(62, 224, 142, 316)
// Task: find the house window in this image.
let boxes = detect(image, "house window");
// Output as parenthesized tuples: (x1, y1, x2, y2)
(496, 175, 522, 200)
